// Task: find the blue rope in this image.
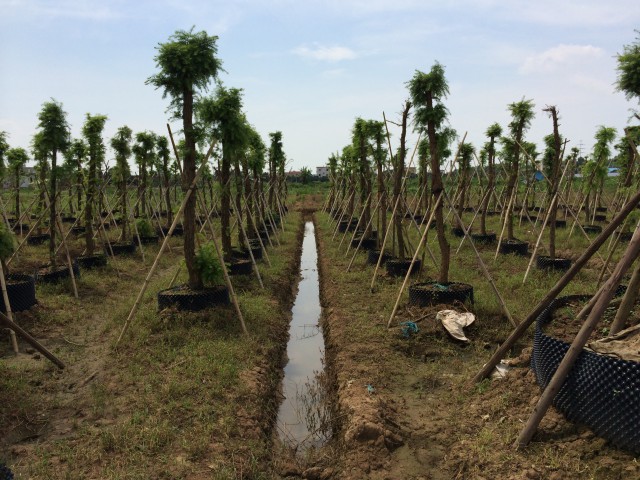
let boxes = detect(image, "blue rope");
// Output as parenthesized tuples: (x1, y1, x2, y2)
(400, 321, 419, 338)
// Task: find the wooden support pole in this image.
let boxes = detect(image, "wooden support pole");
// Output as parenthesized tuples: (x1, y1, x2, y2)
(0, 260, 19, 354)
(472, 189, 640, 383)
(0, 311, 65, 369)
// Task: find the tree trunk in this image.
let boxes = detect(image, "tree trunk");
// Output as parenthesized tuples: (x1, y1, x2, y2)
(183, 88, 201, 289)
(49, 150, 57, 266)
(426, 93, 450, 283)
(85, 150, 96, 256)
(220, 148, 232, 257)
(394, 102, 410, 259)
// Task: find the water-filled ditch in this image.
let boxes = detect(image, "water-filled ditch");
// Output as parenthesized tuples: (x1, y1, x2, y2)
(276, 221, 333, 453)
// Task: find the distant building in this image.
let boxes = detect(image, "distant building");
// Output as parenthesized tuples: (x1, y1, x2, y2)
(2, 166, 36, 189)
(286, 170, 301, 178)
(316, 166, 328, 178)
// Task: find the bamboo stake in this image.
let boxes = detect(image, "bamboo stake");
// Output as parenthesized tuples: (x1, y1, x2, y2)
(0, 311, 65, 369)
(0, 260, 19, 354)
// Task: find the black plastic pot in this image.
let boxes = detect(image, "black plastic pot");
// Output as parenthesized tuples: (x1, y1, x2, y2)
(408, 281, 474, 307)
(596, 206, 608, 212)
(554, 220, 567, 228)
(70, 225, 85, 235)
(536, 255, 572, 272)
(351, 235, 377, 250)
(238, 245, 263, 260)
(594, 214, 607, 222)
(77, 254, 108, 269)
(36, 261, 80, 284)
(27, 233, 50, 245)
(486, 210, 499, 217)
(499, 239, 529, 256)
(1, 274, 37, 312)
(11, 223, 30, 233)
(158, 284, 230, 311)
(227, 258, 253, 276)
(135, 235, 159, 245)
(616, 231, 634, 242)
(451, 226, 467, 238)
(470, 232, 496, 245)
(367, 249, 393, 265)
(105, 241, 137, 256)
(385, 258, 421, 277)
(338, 218, 359, 233)
(158, 225, 183, 237)
(583, 224, 602, 235)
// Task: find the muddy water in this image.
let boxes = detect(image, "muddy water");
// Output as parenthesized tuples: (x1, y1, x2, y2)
(276, 221, 332, 452)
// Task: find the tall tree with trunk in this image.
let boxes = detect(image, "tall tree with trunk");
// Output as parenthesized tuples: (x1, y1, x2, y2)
(352, 118, 373, 237)
(367, 121, 388, 242)
(542, 106, 562, 259)
(479, 123, 502, 235)
(616, 31, 640, 121)
(132, 131, 156, 219)
(268, 131, 285, 212)
(156, 135, 173, 227)
(64, 139, 87, 216)
(246, 126, 265, 237)
(196, 86, 247, 257)
(392, 102, 412, 259)
(455, 142, 474, 227)
(82, 114, 108, 256)
(31, 132, 49, 221)
(147, 27, 222, 290)
(0, 131, 9, 183)
(110, 126, 133, 241)
(409, 63, 452, 282)
(6, 148, 29, 222)
(504, 99, 535, 240)
(37, 99, 70, 267)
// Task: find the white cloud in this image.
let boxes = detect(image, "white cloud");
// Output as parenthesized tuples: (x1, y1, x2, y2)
(519, 44, 604, 74)
(293, 44, 357, 62)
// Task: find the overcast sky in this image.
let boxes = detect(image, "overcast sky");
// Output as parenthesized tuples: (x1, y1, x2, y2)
(1, 0, 639, 172)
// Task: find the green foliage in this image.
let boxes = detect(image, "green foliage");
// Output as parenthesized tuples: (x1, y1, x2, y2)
(82, 114, 108, 167)
(269, 131, 286, 174)
(0, 131, 9, 179)
(111, 126, 133, 178)
(146, 27, 223, 117)
(300, 166, 312, 184)
(581, 160, 607, 191)
(408, 63, 450, 130)
(507, 99, 535, 140)
(196, 86, 248, 155)
(194, 242, 224, 286)
(132, 131, 157, 171)
(37, 99, 70, 156)
(6, 147, 29, 176)
(247, 127, 266, 175)
(136, 218, 155, 237)
(616, 31, 640, 106)
(592, 126, 617, 164)
(457, 142, 474, 169)
(0, 222, 16, 261)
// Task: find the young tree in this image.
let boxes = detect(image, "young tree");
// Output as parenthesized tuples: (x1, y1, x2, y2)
(65, 139, 87, 216)
(156, 135, 173, 227)
(196, 86, 247, 257)
(147, 27, 223, 290)
(82, 114, 108, 256)
(454, 141, 474, 228)
(268, 131, 285, 212)
(110, 126, 133, 241)
(479, 123, 502, 235)
(0, 131, 9, 182)
(542, 106, 562, 259)
(366, 121, 388, 241)
(616, 31, 640, 120)
(6, 148, 29, 223)
(132, 131, 156, 219)
(37, 99, 70, 266)
(247, 128, 266, 230)
(504, 99, 535, 240)
(352, 118, 373, 237)
(408, 63, 452, 282)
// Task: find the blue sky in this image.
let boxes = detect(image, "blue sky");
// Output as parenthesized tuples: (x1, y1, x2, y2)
(1, 0, 639, 172)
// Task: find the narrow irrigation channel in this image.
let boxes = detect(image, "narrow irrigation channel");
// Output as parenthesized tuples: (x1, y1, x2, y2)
(276, 220, 333, 454)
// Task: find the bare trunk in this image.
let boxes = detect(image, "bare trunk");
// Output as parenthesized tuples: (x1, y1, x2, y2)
(183, 88, 201, 289)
